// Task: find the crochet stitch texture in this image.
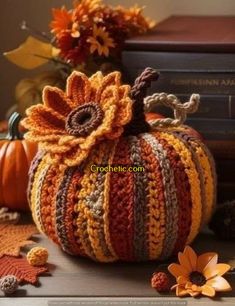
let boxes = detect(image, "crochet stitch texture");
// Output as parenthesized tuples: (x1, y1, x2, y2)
(23, 68, 217, 262)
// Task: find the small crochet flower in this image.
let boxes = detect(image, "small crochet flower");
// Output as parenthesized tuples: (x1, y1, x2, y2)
(27, 247, 49, 266)
(151, 272, 170, 292)
(0, 275, 18, 294)
(168, 246, 232, 297)
(23, 71, 132, 167)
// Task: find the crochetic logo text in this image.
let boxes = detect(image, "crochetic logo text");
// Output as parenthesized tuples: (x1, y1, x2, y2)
(90, 164, 145, 173)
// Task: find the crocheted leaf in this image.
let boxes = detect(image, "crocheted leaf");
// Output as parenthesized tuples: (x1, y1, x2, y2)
(0, 224, 38, 258)
(0, 256, 47, 284)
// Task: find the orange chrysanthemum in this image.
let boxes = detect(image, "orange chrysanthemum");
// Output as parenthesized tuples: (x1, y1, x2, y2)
(72, 0, 102, 24)
(87, 25, 115, 57)
(23, 71, 132, 167)
(168, 246, 232, 297)
(50, 6, 73, 36)
(120, 5, 156, 34)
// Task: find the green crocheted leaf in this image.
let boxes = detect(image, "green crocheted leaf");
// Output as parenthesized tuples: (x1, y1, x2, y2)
(0, 224, 38, 258)
(0, 256, 48, 284)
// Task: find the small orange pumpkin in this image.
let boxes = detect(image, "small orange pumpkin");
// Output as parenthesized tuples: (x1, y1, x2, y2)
(0, 112, 37, 211)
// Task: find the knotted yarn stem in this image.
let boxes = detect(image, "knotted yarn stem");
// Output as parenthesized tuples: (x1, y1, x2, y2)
(144, 93, 200, 128)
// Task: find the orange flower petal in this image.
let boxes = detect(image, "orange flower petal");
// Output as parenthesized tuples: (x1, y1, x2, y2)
(184, 246, 197, 271)
(206, 276, 232, 292)
(178, 252, 192, 273)
(118, 85, 131, 100)
(100, 86, 119, 109)
(201, 285, 216, 297)
(189, 290, 200, 297)
(177, 275, 189, 285)
(66, 71, 91, 106)
(43, 86, 72, 117)
(202, 254, 218, 279)
(176, 286, 190, 297)
(204, 263, 231, 280)
(168, 263, 189, 279)
(25, 105, 65, 133)
(97, 71, 121, 101)
(197, 252, 218, 272)
(113, 97, 133, 127)
(24, 131, 62, 142)
(89, 71, 103, 102)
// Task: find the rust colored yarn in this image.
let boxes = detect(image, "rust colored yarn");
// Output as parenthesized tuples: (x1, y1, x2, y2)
(24, 68, 217, 262)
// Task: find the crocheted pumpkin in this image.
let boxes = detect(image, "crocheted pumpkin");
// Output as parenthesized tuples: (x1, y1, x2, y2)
(23, 68, 216, 262)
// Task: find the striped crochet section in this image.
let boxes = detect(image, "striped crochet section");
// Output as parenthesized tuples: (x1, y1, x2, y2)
(28, 127, 216, 262)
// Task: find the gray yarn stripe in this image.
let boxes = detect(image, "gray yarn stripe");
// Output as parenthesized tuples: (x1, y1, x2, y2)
(128, 136, 149, 261)
(142, 133, 178, 259)
(55, 167, 75, 255)
(85, 146, 114, 260)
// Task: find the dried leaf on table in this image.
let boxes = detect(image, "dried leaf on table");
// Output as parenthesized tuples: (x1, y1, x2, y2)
(0, 224, 38, 257)
(0, 256, 48, 284)
(4, 36, 59, 69)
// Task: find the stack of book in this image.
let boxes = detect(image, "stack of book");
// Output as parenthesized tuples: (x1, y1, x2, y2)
(122, 16, 235, 202)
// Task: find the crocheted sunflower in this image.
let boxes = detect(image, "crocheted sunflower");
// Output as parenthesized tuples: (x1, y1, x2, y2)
(23, 71, 132, 166)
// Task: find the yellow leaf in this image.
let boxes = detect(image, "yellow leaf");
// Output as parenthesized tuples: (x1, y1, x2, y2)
(4, 36, 57, 70)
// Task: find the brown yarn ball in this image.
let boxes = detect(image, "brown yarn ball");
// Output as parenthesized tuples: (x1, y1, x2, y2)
(151, 272, 170, 292)
(0, 275, 18, 294)
(209, 201, 235, 240)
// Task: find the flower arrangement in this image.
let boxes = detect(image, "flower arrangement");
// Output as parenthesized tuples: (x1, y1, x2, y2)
(50, 0, 154, 67)
(5, 0, 154, 73)
(2, 0, 154, 119)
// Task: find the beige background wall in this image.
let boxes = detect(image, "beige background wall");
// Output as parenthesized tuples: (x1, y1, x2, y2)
(0, 0, 235, 119)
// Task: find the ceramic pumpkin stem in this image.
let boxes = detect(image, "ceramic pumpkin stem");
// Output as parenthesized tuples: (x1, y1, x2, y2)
(124, 67, 159, 136)
(6, 112, 22, 141)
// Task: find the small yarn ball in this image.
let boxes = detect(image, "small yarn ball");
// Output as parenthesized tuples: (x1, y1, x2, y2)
(210, 201, 235, 240)
(27, 247, 49, 266)
(0, 275, 18, 294)
(151, 272, 170, 292)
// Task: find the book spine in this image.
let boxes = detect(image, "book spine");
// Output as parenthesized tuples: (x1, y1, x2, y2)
(185, 119, 235, 140)
(151, 94, 233, 119)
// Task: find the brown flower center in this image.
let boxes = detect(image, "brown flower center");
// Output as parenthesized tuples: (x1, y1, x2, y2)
(189, 271, 206, 286)
(65, 103, 104, 137)
(97, 36, 104, 46)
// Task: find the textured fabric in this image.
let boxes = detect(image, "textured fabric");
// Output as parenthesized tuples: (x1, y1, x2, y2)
(28, 127, 216, 262)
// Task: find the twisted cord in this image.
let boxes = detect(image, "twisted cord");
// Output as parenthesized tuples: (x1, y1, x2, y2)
(125, 68, 159, 135)
(144, 93, 200, 128)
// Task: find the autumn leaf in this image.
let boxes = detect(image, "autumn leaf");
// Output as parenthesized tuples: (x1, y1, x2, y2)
(4, 36, 60, 69)
(0, 224, 38, 257)
(0, 256, 48, 284)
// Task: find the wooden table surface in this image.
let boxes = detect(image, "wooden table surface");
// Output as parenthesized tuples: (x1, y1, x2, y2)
(0, 223, 234, 306)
